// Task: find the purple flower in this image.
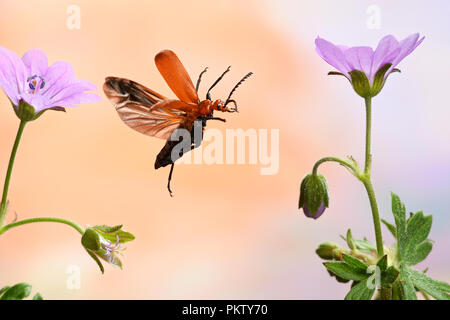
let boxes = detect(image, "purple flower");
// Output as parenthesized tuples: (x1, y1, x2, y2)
(99, 235, 125, 266)
(303, 202, 326, 220)
(0, 47, 100, 120)
(315, 33, 424, 98)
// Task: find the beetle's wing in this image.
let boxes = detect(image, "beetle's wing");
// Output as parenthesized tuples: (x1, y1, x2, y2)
(154, 50, 199, 104)
(103, 77, 197, 140)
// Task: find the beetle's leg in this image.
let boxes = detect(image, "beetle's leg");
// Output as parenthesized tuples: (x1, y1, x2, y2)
(167, 163, 175, 197)
(209, 117, 226, 122)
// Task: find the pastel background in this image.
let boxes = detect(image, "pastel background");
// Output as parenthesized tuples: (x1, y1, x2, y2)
(0, 0, 449, 299)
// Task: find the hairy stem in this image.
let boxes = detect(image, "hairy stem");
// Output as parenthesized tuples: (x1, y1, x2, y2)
(361, 97, 384, 257)
(312, 157, 358, 176)
(0, 120, 27, 226)
(364, 98, 372, 174)
(362, 97, 390, 300)
(0, 217, 85, 236)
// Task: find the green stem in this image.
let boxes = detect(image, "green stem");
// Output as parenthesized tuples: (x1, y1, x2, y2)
(312, 98, 390, 299)
(312, 157, 358, 176)
(362, 97, 390, 300)
(361, 97, 384, 257)
(0, 217, 85, 236)
(364, 97, 372, 174)
(361, 178, 384, 256)
(0, 120, 27, 226)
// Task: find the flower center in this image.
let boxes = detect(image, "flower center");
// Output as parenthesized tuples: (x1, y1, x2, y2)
(27, 75, 46, 94)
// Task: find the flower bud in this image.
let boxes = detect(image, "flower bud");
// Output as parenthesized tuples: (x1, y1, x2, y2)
(81, 224, 135, 273)
(316, 242, 344, 260)
(298, 173, 329, 219)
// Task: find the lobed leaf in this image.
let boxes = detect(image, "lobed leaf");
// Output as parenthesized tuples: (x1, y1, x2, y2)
(0, 283, 31, 300)
(380, 266, 400, 288)
(408, 269, 450, 300)
(381, 219, 396, 238)
(345, 278, 376, 300)
(324, 261, 368, 281)
(343, 254, 368, 272)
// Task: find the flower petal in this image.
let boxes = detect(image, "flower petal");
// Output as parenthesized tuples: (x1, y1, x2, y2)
(0, 77, 20, 106)
(49, 92, 101, 108)
(48, 80, 99, 103)
(41, 61, 75, 97)
(303, 202, 326, 220)
(343, 46, 374, 78)
(370, 35, 401, 80)
(22, 49, 49, 77)
(315, 37, 351, 77)
(0, 46, 28, 102)
(390, 33, 424, 70)
(18, 92, 52, 113)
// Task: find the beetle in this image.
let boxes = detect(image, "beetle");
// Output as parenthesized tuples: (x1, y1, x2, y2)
(103, 50, 252, 196)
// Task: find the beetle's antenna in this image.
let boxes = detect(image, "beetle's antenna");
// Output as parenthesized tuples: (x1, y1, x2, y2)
(206, 66, 231, 100)
(196, 67, 208, 93)
(224, 72, 253, 111)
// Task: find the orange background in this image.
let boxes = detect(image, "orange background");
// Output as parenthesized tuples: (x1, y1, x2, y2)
(0, 0, 449, 299)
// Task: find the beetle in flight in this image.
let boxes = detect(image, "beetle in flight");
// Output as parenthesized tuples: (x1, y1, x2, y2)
(103, 50, 252, 196)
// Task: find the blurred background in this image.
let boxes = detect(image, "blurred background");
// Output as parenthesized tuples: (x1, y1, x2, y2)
(0, 0, 449, 299)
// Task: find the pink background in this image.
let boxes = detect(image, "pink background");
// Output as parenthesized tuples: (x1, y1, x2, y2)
(0, 0, 449, 299)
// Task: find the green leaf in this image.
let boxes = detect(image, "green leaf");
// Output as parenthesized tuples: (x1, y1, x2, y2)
(345, 278, 376, 300)
(85, 249, 104, 274)
(381, 266, 400, 288)
(381, 219, 397, 238)
(404, 212, 432, 266)
(391, 193, 406, 250)
(408, 269, 450, 300)
(342, 254, 368, 272)
(345, 229, 356, 250)
(353, 238, 377, 255)
(0, 286, 10, 296)
(376, 255, 388, 272)
(390, 193, 439, 299)
(327, 270, 350, 283)
(398, 268, 418, 300)
(32, 293, 43, 300)
(0, 283, 31, 300)
(340, 234, 376, 255)
(324, 261, 368, 281)
(409, 240, 433, 266)
(391, 194, 433, 267)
